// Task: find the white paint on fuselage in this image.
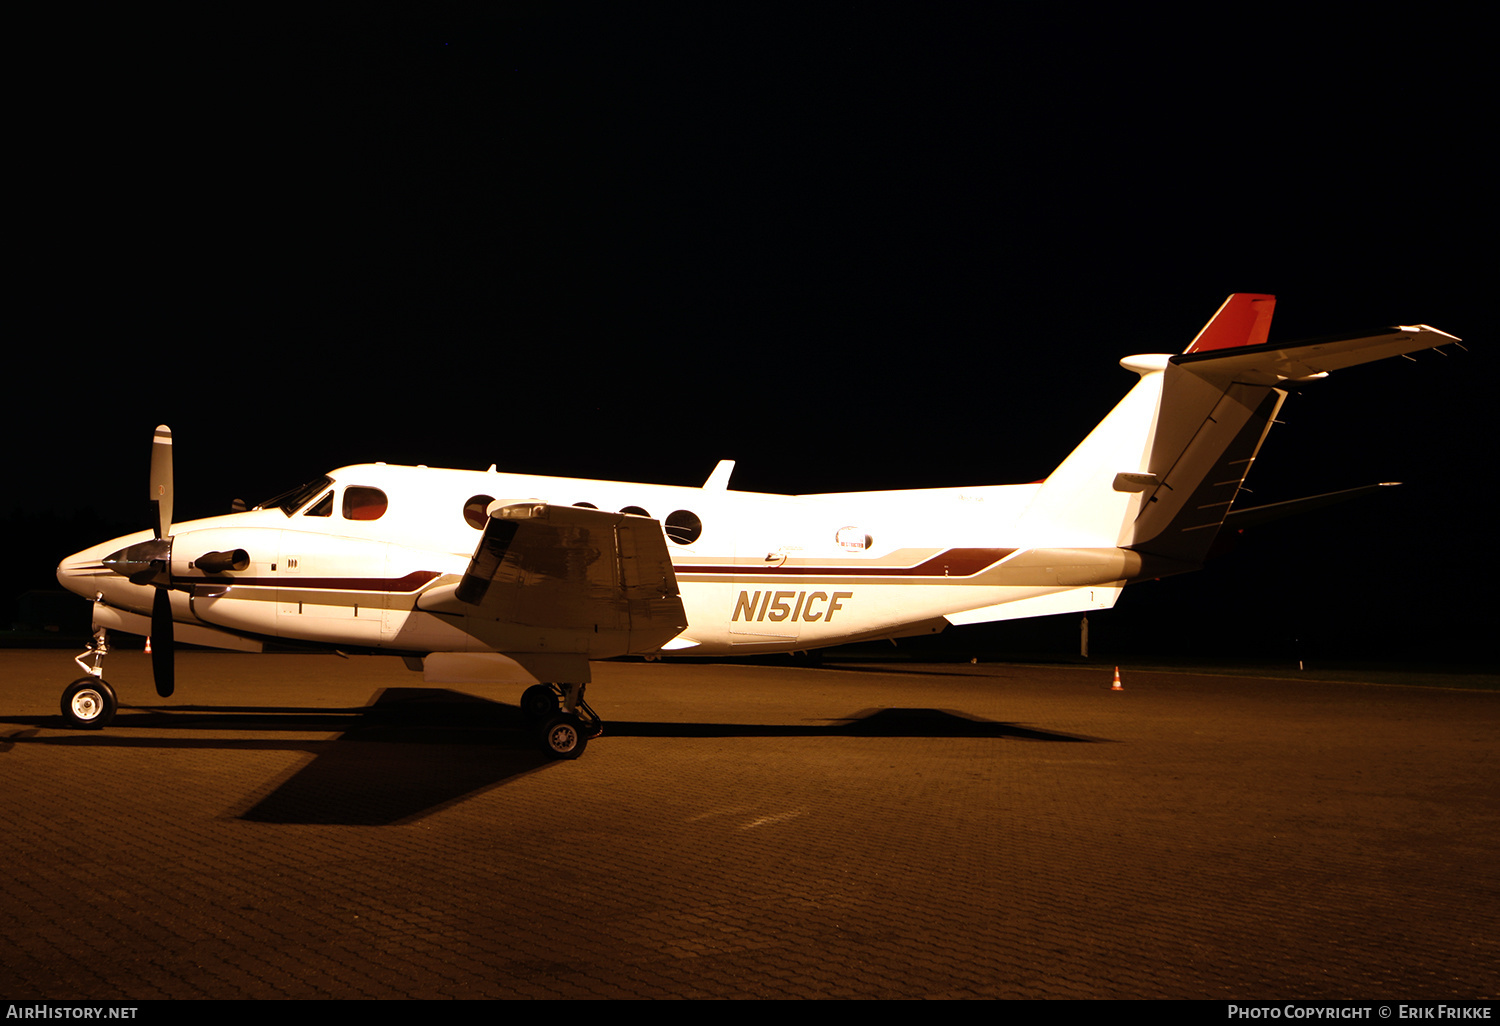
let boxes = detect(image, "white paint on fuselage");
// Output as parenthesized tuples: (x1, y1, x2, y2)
(58, 462, 1076, 658)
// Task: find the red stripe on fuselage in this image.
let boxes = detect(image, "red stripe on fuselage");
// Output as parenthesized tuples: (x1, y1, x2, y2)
(675, 548, 1016, 579)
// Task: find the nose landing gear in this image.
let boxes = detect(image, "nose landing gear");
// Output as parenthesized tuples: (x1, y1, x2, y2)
(63, 626, 117, 729)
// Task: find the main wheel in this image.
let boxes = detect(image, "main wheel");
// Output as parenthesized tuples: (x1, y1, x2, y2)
(520, 683, 561, 721)
(539, 715, 588, 760)
(62, 677, 117, 729)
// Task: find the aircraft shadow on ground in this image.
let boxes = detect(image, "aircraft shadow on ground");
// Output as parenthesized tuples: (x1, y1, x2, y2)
(3, 690, 1105, 826)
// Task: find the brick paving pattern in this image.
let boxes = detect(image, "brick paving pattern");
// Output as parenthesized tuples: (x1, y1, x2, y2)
(2, 650, 1495, 999)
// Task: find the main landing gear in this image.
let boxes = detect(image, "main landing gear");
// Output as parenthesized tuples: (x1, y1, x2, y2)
(520, 683, 603, 760)
(62, 627, 117, 729)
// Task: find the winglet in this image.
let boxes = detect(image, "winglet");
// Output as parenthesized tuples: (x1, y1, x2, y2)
(1183, 294, 1277, 354)
(703, 460, 735, 490)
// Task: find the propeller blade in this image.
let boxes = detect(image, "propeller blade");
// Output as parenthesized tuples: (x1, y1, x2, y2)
(150, 425, 173, 540)
(151, 587, 175, 697)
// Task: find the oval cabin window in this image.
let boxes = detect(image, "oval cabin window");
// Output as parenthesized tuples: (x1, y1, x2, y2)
(664, 509, 703, 545)
(464, 495, 495, 530)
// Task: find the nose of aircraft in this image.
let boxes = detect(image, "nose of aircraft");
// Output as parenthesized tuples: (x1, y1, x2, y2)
(57, 542, 109, 599)
(57, 531, 155, 600)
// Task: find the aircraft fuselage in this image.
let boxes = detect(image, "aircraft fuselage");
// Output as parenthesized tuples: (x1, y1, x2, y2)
(58, 460, 1123, 659)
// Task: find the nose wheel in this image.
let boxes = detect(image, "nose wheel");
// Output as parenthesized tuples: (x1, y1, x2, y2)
(62, 677, 117, 729)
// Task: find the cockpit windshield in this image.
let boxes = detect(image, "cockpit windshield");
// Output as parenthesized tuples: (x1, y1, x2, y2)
(255, 476, 335, 516)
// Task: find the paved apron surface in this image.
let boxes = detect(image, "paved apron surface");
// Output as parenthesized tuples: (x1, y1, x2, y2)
(2, 650, 1495, 999)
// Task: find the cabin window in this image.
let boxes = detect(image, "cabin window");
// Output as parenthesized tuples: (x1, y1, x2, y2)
(620, 505, 650, 518)
(464, 495, 495, 530)
(343, 486, 388, 521)
(304, 491, 334, 517)
(573, 502, 598, 509)
(665, 509, 703, 545)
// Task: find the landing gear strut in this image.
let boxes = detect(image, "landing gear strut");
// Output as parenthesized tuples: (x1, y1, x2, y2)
(523, 682, 603, 760)
(63, 627, 117, 729)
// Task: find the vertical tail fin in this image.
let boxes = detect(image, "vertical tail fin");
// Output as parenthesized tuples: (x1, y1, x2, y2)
(1010, 355, 1168, 549)
(1123, 292, 1286, 564)
(1014, 294, 1455, 573)
(1012, 293, 1275, 550)
(1126, 371, 1285, 565)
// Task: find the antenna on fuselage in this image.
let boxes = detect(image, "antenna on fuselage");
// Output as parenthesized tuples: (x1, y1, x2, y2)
(702, 460, 735, 490)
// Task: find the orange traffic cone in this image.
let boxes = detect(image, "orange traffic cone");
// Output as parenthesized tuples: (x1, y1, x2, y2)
(1111, 666, 1122, 691)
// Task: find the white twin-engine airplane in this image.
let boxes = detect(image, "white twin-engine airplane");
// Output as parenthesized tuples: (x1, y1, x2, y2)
(56, 295, 1459, 757)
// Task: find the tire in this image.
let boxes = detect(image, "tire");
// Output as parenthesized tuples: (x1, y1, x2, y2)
(62, 677, 117, 729)
(539, 715, 587, 760)
(521, 684, 561, 721)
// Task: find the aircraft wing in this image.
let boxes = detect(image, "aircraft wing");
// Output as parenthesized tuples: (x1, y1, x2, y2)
(418, 502, 687, 658)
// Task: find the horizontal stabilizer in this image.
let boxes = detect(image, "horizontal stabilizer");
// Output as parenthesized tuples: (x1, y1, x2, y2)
(1173, 324, 1460, 385)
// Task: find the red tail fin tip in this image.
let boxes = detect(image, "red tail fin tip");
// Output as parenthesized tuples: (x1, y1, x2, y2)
(1183, 293, 1276, 354)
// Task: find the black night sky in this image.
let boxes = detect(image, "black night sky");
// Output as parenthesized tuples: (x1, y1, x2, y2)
(8, 8, 1489, 664)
